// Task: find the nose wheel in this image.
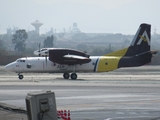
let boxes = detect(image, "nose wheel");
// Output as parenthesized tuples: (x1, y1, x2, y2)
(18, 74, 24, 80)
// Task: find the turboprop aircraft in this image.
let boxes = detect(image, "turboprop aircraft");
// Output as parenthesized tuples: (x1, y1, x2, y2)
(4, 23, 157, 80)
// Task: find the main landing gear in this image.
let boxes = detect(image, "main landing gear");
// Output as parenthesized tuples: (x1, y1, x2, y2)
(63, 65, 77, 80)
(18, 73, 24, 80)
(63, 73, 77, 80)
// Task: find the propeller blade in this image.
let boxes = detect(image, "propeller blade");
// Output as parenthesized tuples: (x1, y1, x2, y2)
(45, 55, 47, 65)
(38, 43, 41, 56)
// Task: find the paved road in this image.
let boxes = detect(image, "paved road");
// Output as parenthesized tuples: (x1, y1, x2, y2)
(0, 66, 160, 120)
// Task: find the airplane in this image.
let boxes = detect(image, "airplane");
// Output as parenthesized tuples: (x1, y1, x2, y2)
(4, 23, 157, 80)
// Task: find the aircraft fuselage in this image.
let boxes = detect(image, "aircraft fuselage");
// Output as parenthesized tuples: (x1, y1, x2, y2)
(5, 56, 122, 74)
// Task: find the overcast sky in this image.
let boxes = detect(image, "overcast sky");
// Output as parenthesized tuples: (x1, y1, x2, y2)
(0, 0, 160, 34)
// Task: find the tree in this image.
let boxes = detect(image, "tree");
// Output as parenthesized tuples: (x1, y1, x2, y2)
(43, 35, 54, 47)
(12, 29, 28, 52)
(0, 39, 5, 49)
(0, 39, 8, 55)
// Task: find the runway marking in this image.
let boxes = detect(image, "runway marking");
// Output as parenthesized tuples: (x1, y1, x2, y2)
(104, 116, 160, 120)
(129, 112, 136, 114)
(116, 112, 124, 114)
(57, 94, 132, 100)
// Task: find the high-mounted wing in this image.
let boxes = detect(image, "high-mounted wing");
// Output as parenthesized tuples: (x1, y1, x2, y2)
(49, 48, 91, 65)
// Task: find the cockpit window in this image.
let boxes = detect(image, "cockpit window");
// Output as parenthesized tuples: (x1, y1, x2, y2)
(16, 59, 25, 62)
(20, 60, 25, 62)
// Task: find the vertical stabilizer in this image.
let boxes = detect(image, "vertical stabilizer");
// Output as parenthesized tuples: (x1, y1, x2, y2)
(117, 23, 153, 68)
(125, 23, 151, 56)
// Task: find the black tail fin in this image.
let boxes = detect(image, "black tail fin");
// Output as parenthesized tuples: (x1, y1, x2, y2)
(105, 23, 151, 57)
(125, 23, 151, 56)
(118, 23, 154, 67)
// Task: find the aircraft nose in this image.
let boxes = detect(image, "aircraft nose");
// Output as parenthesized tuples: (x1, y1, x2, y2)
(4, 63, 14, 71)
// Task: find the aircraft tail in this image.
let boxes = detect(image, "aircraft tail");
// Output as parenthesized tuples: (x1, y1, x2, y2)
(106, 23, 151, 57)
(107, 23, 157, 67)
(96, 23, 157, 72)
(124, 23, 151, 56)
(117, 23, 157, 67)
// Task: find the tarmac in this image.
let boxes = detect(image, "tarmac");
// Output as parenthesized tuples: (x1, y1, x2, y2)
(1, 65, 160, 120)
(0, 102, 27, 120)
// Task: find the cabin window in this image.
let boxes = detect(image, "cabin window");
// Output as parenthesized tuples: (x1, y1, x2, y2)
(105, 62, 108, 65)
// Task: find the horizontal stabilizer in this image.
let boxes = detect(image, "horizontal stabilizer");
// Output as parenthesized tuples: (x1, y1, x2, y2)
(135, 50, 158, 57)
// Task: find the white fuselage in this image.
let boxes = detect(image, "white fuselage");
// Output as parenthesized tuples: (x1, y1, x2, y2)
(4, 57, 99, 73)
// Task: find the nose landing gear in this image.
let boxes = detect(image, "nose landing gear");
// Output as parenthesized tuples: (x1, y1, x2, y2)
(18, 73, 24, 80)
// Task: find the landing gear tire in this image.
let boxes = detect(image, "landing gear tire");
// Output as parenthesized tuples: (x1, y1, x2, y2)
(18, 75, 23, 80)
(63, 73, 70, 79)
(71, 73, 77, 80)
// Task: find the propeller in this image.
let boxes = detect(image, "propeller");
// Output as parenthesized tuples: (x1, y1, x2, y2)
(43, 44, 48, 65)
(38, 43, 41, 56)
(45, 55, 47, 65)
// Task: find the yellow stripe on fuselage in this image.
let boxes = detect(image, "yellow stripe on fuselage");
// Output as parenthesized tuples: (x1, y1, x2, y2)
(96, 48, 128, 72)
(104, 48, 128, 56)
(97, 56, 121, 72)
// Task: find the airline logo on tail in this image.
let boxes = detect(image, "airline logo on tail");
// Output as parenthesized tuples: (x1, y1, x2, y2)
(131, 24, 150, 46)
(138, 30, 150, 45)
